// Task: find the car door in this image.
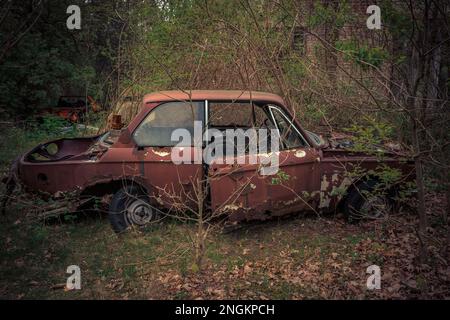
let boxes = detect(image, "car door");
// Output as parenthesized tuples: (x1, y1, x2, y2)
(264, 105, 321, 213)
(208, 103, 320, 221)
(131, 100, 205, 209)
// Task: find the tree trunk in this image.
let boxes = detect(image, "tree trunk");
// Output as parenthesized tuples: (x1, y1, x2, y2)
(411, 117, 428, 263)
(445, 184, 450, 259)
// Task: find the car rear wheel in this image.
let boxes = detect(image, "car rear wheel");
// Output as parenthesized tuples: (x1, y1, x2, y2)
(108, 185, 161, 233)
(344, 179, 394, 223)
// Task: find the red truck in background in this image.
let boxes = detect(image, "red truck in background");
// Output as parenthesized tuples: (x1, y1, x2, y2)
(40, 96, 101, 122)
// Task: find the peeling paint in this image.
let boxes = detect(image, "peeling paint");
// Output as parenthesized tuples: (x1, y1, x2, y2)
(319, 175, 331, 208)
(331, 176, 352, 195)
(258, 151, 280, 157)
(153, 150, 170, 157)
(294, 150, 306, 158)
(320, 175, 330, 191)
(283, 197, 302, 206)
(331, 173, 339, 183)
(341, 177, 352, 189)
(223, 204, 241, 211)
(311, 191, 320, 198)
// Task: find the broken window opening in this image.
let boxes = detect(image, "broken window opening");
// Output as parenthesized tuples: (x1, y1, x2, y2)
(269, 106, 308, 150)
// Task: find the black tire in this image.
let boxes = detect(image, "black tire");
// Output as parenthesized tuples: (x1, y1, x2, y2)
(344, 179, 393, 223)
(108, 185, 160, 233)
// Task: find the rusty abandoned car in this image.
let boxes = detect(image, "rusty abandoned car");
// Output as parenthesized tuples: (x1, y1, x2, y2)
(3, 90, 415, 232)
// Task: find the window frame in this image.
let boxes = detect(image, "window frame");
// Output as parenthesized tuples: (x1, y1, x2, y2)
(132, 100, 206, 148)
(267, 105, 310, 149)
(206, 100, 275, 129)
(205, 100, 279, 156)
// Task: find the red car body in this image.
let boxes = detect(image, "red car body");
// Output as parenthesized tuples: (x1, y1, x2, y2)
(14, 90, 415, 222)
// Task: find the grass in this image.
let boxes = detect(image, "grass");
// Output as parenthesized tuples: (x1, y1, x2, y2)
(0, 122, 447, 299)
(1, 190, 448, 299)
(0, 208, 371, 299)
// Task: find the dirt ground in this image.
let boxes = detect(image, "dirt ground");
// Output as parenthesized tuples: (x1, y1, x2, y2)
(0, 191, 448, 300)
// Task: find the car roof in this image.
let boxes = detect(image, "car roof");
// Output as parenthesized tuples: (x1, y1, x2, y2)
(142, 90, 285, 106)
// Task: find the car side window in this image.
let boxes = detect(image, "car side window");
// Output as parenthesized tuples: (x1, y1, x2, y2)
(209, 102, 269, 129)
(270, 107, 307, 149)
(208, 102, 277, 156)
(133, 101, 204, 147)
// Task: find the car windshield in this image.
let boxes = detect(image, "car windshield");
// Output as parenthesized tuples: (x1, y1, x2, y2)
(305, 130, 326, 146)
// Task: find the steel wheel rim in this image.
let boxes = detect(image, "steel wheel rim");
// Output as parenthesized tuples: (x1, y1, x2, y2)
(125, 198, 154, 226)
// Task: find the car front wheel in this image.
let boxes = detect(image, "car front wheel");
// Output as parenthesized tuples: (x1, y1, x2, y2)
(108, 185, 161, 233)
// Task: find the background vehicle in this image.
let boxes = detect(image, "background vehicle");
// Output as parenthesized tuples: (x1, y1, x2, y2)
(39, 96, 102, 122)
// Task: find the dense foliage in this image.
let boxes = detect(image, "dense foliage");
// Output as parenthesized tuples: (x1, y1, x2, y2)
(0, 1, 448, 297)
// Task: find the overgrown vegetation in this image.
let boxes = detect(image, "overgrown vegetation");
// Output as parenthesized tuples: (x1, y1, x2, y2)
(1, 205, 448, 299)
(0, 0, 449, 299)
